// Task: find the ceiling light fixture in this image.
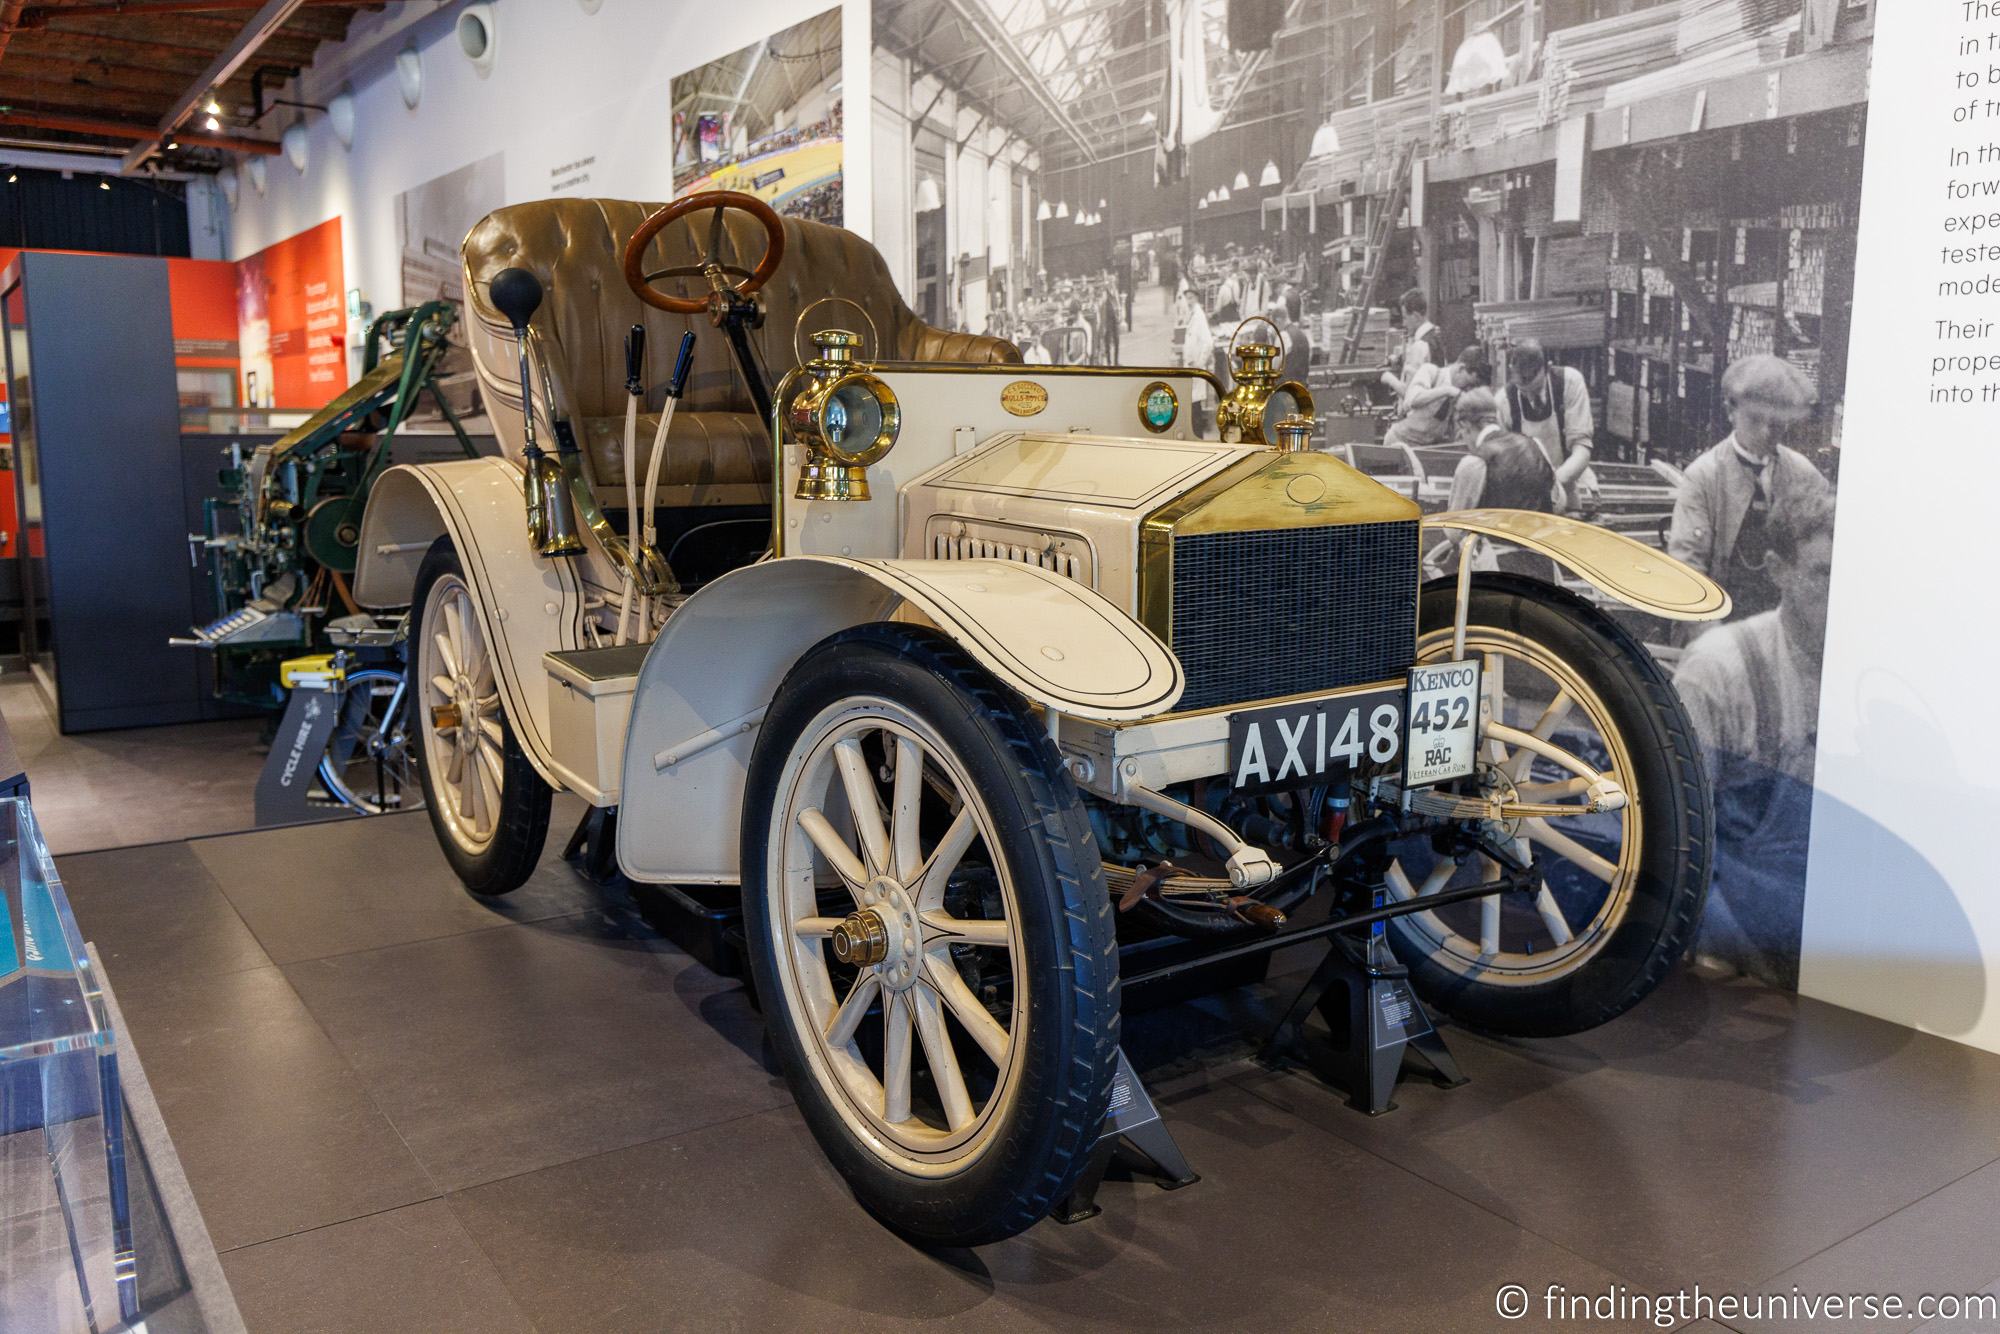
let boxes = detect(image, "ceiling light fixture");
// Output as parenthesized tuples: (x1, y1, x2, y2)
(99, 179, 110, 190)
(1216, 184, 1231, 202)
(1309, 120, 1340, 158)
(1055, 200, 1069, 218)
(204, 97, 221, 115)
(1260, 159, 1281, 187)
(1232, 170, 1249, 191)
(1036, 200, 1051, 221)
(204, 115, 220, 131)
(915, 174, 942, 212)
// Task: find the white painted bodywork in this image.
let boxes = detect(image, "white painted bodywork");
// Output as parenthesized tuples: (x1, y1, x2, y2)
(616, 555, 1185, 885)
(899, 432, 1259, 616)
(353, 459, 593, 787)
(779, 366, 1211, 563)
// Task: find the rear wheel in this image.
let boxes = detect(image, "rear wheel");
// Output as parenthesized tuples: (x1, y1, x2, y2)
(742, 624, 1118, 1246)
(411, 539, 550, 895)
(1385, 574, 1711, 1036)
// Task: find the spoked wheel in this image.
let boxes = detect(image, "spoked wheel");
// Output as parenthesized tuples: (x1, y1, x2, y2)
(410, 538, 550, 895)
(316, 667, 421, 814)
(743, 624, 1118, 1247)
(1385, 574, 1712, 1036)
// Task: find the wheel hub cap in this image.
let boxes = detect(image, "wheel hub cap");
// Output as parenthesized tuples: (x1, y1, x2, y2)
(833, 875, 922, 990)
(830, 909, 889, 967)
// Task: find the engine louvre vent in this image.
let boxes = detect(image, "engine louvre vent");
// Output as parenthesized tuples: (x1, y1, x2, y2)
(1170, 520, 1418, 713)
(924, 520, 1093, 583)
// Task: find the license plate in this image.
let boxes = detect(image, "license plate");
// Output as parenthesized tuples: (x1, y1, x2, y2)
(1228, 686, 1406, 791)
(1404, 658, 1481, 787)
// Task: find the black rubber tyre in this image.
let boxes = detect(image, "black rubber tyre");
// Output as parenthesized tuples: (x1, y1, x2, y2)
(410, 537, 551, 896)
(1390, 573, 1712, 1037)
(741, 623, 1119, 1247)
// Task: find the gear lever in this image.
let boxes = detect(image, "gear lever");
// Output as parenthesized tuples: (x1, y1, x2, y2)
(490, 267, 583, 557)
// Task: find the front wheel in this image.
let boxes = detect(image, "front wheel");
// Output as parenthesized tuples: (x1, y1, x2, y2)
(410, 538, 551, 895)
(1386, 574, 1713, 1037)
(742, 624, 1119, 1246)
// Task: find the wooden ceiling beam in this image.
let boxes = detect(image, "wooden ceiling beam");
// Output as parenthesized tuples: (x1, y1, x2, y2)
(121, 0, 308, 172)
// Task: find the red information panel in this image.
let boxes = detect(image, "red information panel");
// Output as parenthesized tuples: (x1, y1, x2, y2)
(235, 216, 346, 409)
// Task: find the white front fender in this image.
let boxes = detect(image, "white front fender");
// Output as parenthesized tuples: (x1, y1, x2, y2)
(1424, 508, 1731, 622)
(617, 556, 1183, 885)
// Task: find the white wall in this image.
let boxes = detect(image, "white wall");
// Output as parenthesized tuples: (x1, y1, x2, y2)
(1801, 4, 2000, 1052)
(226, 0, 869, 333)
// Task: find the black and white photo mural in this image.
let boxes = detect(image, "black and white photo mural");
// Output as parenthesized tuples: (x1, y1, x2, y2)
(870, 0, 1878, 990)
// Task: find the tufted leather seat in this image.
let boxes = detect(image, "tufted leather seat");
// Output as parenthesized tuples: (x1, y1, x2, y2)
(462, 198, 1020, 508)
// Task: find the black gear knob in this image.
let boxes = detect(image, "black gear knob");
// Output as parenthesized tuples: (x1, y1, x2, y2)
(490, 267, 543, 333)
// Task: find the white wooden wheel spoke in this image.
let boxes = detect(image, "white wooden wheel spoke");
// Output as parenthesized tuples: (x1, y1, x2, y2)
(432, 631, 460, 680)
(1534, 884, 1576, 947)
(1507, 689, 1574, 781)
(834, 737, 891, 877)
(444, 742, 464, 785)
(793, 916, 844, 939)
(1516, 776, 1593, 802)
(478, 716, 504, 745)
(463, 749, 487, 832)
(798, 807, 870, 893)
(1385, 856, 1458, 902)
(444, 598, 471, 678)
(430, 673, 455, 701)
(912, 985, 975, 1131)
(825, 972, 879, 1049)
(1524, 817, 1619, 884)
(914, 808, 977, 910)
(476, 738, 505, 798)
(919, 911, 1010, 947)
(882, 993, 913, 1124)
(924, 956, 1010, 1065)
(891, 735, 924, 884)
(1480, 894, 1502, 959)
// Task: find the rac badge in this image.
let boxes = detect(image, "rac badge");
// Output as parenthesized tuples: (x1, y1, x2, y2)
(1000, 381, 1049, 417)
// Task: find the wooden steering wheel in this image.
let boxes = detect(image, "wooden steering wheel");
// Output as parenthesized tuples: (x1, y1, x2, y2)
(621, 190, 787, 315)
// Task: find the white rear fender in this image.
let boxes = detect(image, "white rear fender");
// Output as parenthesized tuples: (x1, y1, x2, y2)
(355, 460, 591, 785)
(617, 556, 1184, 885)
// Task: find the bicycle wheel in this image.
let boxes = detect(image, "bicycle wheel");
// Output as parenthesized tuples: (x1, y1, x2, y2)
(317, 666, 423, 815)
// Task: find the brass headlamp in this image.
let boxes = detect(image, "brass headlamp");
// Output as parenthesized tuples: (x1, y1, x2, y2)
(785, 329, 901, 502)
(1215, 318, 1316, 448)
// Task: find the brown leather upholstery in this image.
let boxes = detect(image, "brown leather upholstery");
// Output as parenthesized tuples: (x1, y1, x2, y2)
(462, 198, 1020, 507)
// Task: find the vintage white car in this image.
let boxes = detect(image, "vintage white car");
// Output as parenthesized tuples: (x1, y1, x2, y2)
(353, 192, 1729, 1245)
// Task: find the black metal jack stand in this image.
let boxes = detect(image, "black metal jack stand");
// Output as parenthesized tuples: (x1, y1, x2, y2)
(562, 805, 623, 886)
(1260, 912, 1468, 1116)
(1054, 1048, 1198, 1223)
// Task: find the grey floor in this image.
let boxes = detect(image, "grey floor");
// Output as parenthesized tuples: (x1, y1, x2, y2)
(1, 676, 269, 855)
(47, 800, 2000, 1332)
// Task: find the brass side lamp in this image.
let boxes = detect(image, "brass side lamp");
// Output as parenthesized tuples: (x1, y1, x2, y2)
(785, 329, 901, 502)
(1215, 317, 1316, 447)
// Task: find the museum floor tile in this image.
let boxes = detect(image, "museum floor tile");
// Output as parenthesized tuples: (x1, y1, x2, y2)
(52, 814, 2000, 1332)
(0, 675, 269, 855)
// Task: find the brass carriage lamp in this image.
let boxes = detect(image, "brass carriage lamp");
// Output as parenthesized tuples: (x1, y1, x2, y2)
(1216, 323, 1316, 447)
(786, 329, 901, 502)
